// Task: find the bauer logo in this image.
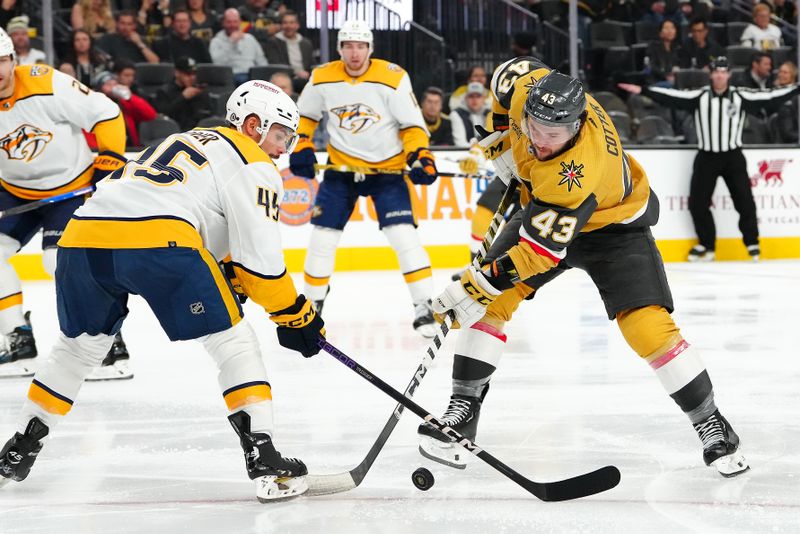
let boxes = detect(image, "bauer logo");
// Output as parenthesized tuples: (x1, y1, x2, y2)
(280, 169, 319, 225)
(750, 159, 791, 187)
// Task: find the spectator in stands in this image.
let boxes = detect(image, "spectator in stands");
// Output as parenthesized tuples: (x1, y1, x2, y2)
(0, 0, 25, 31)
(740, 50, 774, 89)
(642, 0, 682, 26)
(6, 16, 44, 65)
(153, 56, 212, 130)
(449, 65, 489, 113)
(269, 71, 295, 101)
(510, 31, 537, 57)
(775, 60, 798, 88)
(153, 9, 212, 64)
(607, 0, 643, 23)
(451, 82, 490, 147)
(58, 29, 111, 87)
(680, 17, 724, 69)
(420, 86, 453, 146)
(238, 0, 280, 32)
(187, 0, 220, 43)
(645, 19, 682, 87)
(210, 8, 268, 84)
(772, 0, 796, 25)
(264, 10, 313, 86)
(740, 3, 782, 50)
(71, 0, 115, 39)
(136, 0, 170, 29)
(113, 59, 139, 94)
(94, 70, 157, 147)
(97, 10, 160, 65)
(775, 61, 799, 142)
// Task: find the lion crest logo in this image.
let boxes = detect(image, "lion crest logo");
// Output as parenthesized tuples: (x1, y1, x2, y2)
(330, 103, 381, 134)
(0, 124, 54, 162)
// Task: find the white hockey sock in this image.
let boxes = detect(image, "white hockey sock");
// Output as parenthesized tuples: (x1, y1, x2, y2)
(17, 333, 115, 433)
(382, 224, 433, 303)
(0, 233, 25, 334)
(452, 322, 507, 397)
(303, 226, 342, 302)
(647, 339, 716, 422)
(202, 320, 274, 435)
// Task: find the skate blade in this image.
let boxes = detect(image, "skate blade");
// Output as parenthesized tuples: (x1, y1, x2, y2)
(414, 323, 437, 339)
(256, 474, 308, 502)
(0, 360, 36, 379)
(0, 475, 13, 488)
(85, 362, 134, 382)
(418, 437, 467, 470)
(712, 450, 750, 478)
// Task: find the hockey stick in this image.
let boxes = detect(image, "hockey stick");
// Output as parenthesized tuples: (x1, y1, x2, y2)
(318, 338, 622, 502)
(306, 182, 519, 496)
(313, 163, 494, 180)
(0, 186, 95, 219)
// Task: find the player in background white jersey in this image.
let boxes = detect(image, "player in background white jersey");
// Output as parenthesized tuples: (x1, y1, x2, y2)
(289, 20, 440, 338)
(0, 28, 131, 380)
(0, 80, 325, 502)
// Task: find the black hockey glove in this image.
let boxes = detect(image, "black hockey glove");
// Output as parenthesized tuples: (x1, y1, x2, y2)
(221, 260, 247, 304)
(407, 147, 438, 185)
(269, 295, 325, 357)
(289, 145, 316, 179)
(92, 150, 127, 183)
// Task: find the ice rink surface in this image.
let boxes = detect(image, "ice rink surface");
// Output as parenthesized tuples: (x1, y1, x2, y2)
(0, 261, 798, 533)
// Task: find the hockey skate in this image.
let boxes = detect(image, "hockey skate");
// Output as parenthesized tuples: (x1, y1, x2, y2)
(228, 411, 308, 502)
(0, 417, 49, 487)
(86, 333, 133, 381)
(312, 286, 330, 317)
(412, 299, 437, 338)
(693, 410, 749, 477)
(687, 245, 715, 262)
(417, 392, 484, 469)
(0, 311, 37, 379)
(747, 245, 760, 262)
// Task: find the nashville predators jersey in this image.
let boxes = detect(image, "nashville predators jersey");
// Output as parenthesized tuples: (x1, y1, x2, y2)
(0, 64, 123, 199)
(59, 127, 298, 313)
(295, 58, 429, 170)
(491, 66, 653, 280)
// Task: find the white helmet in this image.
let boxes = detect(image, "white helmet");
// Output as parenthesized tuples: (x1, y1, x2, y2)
(0, 28, 15, 60)
(337, 20, 373, 54)
(226, 80, 300, 152)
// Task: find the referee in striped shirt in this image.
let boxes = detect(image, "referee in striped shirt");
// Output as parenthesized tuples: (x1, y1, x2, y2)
(619, 57, 800, 261)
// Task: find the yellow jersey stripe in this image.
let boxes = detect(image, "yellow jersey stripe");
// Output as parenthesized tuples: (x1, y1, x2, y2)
(58, 216, 203, 249)
(304, 272, 330, 286)
(403, 266, 432, 283)
(233, 263, 298, 314)
(327, 143, 406, 171)
(223, 381, 272, 410)
(28, 380, 73, 415)
(0, 292, 22, 311)
(1, 163, 93, 200)
(198, 248, 243, 328)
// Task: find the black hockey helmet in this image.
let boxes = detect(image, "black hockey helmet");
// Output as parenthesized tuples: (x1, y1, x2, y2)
(523, 70, 586, 131)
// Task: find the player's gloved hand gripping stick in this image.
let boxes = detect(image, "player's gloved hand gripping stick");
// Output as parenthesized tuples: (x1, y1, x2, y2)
(305, 180, 520, 496)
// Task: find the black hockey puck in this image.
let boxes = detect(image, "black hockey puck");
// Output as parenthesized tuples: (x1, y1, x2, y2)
(412, 467, 434, 491)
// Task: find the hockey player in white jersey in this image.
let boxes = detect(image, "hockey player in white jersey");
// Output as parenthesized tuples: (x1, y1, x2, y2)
(290, 20, 440, 337)
(0, 81, 325, 502)
(0, 28, 132, 380)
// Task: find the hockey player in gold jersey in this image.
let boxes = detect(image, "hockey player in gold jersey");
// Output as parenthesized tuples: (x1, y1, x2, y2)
(0, 28, 131, 380)
(0, 80, 324, 501)
(418, 59, 749, 478)
(290, 20, 440, 338)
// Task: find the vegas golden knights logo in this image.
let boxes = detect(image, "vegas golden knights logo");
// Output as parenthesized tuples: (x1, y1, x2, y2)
(0, 124, 54, 162)
(330, 103, 381, 134)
